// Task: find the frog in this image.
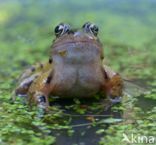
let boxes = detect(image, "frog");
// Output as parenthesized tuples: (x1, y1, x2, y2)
(13, 22, 123, 112)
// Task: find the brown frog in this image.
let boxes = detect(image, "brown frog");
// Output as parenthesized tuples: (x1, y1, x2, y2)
(13, 22, 123, 111)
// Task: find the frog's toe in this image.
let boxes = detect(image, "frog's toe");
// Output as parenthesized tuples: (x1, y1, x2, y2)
(34, 92, 49, 110)
(109, 96, 122, 104)
(36, 95, 49, 118)
(37, 96, 47, 108)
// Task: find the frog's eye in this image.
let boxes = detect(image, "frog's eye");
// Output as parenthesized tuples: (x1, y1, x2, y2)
(82, 22, 99, 36)
(54, 23, 71, 37)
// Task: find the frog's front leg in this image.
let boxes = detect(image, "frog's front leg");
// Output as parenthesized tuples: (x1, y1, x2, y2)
(28, 70, 54, 112)
(102, 65, 124, 104)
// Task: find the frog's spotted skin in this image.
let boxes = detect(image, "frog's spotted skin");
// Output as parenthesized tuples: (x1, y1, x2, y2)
(13, 62, 51, 100)
(13, 22, 123, 111)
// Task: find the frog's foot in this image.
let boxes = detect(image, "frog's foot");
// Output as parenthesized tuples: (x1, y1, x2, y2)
(102, 66, 124, 105)
(105, 74, 123, 105)
(35, 92, 49, 110)
(31, 91, 50, 118)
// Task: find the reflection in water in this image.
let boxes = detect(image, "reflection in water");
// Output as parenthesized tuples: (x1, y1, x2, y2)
(49, 98, 122, 145)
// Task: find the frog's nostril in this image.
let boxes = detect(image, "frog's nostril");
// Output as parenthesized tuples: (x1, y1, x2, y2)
(74, 31, 82, 37)
(74, 31, 94, 40)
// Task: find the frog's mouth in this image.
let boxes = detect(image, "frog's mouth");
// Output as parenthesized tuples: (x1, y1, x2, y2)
(52, 32, 102, 48)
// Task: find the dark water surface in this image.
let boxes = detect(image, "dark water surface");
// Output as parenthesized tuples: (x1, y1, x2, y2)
(49, 98, 122, 145)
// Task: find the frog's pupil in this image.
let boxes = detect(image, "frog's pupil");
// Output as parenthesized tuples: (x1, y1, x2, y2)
(90, 25, 98, 36)
(86, 24, 90, 29)
(55, 25, 63, 35)
(94, 26, 98, 32)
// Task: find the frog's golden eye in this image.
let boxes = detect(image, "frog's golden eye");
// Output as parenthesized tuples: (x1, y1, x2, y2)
(54, 23, 71, 37)
(82, 22, 99, 36)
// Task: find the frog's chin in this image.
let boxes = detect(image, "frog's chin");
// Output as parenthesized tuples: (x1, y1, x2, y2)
(52, 41, 102, 65)
(52, 40, 101, 50)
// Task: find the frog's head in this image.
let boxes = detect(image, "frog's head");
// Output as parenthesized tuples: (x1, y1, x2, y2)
(51, 22, 103, 65)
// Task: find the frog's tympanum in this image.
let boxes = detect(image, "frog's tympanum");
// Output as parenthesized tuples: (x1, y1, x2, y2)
(13, 22, 123, 111)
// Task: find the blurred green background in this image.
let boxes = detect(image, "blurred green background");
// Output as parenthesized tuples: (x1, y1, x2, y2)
(0, 0, 156, 145)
